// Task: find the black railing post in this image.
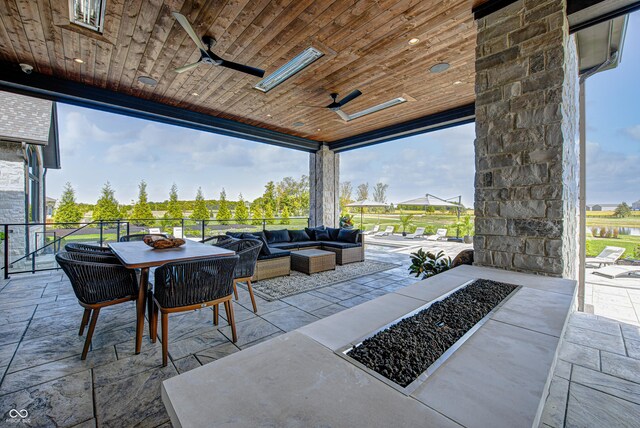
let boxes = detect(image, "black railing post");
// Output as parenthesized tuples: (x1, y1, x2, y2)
(99, 221, 104, 246)
(126, 221, 130, 236)
(201, 220, 206, 241)
(116, 221, 121, 242)
(262, 219, 266, 231)
(4, 224, 10, 280)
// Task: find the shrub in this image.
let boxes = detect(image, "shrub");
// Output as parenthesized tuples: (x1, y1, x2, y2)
(408, 249, 452, 279)
(613, 228, 619, 239)
(590, 227, 598, 237)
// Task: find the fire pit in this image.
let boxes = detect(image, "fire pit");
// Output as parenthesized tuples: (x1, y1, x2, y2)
(339, 279, 519, 392)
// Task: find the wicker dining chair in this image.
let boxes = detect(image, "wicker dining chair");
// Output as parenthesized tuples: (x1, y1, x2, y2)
(119, 233, 168, 242)
(150, 255, 239, 366)
(200, 234, 235, 246)
(64, 242, 114, 255)
(55, 251, 139, 360)
(214, 238, 263, 313)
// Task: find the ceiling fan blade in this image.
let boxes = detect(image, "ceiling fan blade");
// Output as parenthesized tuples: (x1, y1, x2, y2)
(172, 12, 207, 52)
(335, 109, 351, 122)
(174, 62, 201, 73)
(218, 59, 265, 78)
(337, 89, 362, 107)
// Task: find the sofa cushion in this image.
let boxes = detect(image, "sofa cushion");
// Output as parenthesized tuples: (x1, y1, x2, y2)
(257, 248, 291, 261)
(289, 229, 311, 242)
(321, 241, 362, 249)
(327, 227, 340, 241)
(337, 228, 361, 243)
(315, 229, 331, 241)
(269, 242, 300, 250)
(241, 233, 271, 256)
(225, 232, 244, 239)
(296, 241, 322, 248)
(265, 229, 290, 244)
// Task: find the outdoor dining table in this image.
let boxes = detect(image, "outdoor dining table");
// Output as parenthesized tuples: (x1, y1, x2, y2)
(108, 240, 235, 354)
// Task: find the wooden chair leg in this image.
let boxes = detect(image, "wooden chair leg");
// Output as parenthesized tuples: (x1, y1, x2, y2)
(246, 279, 258, 313)
(161, 312, 169, 367)
(147, 289, 154, 338)
(224, 300, 237, 343)
(79, 309, 91, 336)
(150, 299, 158, 343)
(213, 304, 219, 326)
(81, 308, 100, 360)
(233, 279, 239, 300)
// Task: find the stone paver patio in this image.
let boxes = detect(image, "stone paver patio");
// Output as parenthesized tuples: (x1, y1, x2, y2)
(1, 240, 639, 427)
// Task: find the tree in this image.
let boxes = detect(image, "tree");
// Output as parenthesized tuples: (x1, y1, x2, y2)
(92, 182, 121, 221)
(339, 181, 353, 211)
(250, 200, 264, 225)
(235, 193, 249, 224)
(372, 182, 389, 203)
(166, 184, 183, 219)
(614, 202, 632, 218)
(264, 204, 275, 224)
(280, 205, 290, 225)
(54, 182, 82, 226)
(356, 183, 369, 201)
(263, 181, 277, 213)
(216, 188, 232, 224)
(190, 187, 210, 221)
(131, 181, 154, 226)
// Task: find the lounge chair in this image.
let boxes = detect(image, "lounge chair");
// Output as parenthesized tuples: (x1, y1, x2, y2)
(593, 265, 640, 279)
(173, 227, 184, 239)
(426, 229, 448, 241)
(585, 246, 626, 268)
(405, 227, 425, 239)
(363, 225, 380, 235)
(374, 226, 394, 236)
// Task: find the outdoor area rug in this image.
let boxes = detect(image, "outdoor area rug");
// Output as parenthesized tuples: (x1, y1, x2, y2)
(244, 260, 399, 301)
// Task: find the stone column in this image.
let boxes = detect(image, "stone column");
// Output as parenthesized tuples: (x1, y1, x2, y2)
(474, 0, 579, 278)
(309, 145, 339, 228)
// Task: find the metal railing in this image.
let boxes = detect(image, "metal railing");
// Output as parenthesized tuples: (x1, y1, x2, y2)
(1, 217, 310, 279)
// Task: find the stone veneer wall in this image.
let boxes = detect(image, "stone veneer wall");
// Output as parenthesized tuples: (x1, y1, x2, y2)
(474, 0, 579, 278)
(309, 145, 339, 228)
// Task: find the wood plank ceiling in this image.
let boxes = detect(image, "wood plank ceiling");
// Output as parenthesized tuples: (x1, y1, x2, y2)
(0, 0, 481, 145)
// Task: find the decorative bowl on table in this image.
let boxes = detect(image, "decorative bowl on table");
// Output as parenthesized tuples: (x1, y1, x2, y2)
(143, 235, 186, 249)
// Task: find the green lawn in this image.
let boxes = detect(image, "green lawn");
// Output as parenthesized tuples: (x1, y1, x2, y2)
(586, 235, 640, 259)
(586, 211, 640, 227)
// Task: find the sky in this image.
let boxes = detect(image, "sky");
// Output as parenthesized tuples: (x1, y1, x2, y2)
(47, 11, 640, 207)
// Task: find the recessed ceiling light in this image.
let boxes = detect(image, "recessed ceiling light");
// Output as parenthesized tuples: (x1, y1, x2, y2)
(408, 38, 420, 45)
(293, 121, 305, 127)
(453, 80, 463, 85)
(254, 47, 324, 93)
(73, 58, 84, 64)
(430, 63, 450, 73)
(266, 114, 272, 117)
(137, 76, 157, 86)
(317, 128, 321, 131)
(192, 92, 199, 96)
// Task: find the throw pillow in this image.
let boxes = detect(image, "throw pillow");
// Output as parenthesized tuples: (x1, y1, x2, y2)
(289, 229, 310, 242)
(304, 226, 325, 240)
(327, 227, 340, 241)
(337, 228, 361, 243)
(242, 233, 271, 256)
(265, 229, 290, 244)
(315, 229, 331, 241)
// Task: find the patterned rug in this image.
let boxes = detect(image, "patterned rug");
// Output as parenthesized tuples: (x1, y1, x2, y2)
(245, 260, 399, 301)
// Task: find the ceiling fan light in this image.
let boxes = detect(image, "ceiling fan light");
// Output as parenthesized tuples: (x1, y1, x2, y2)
(254, 47, 323, 93)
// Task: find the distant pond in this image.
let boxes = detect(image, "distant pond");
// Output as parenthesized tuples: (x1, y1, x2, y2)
(591, 227, 640, 236)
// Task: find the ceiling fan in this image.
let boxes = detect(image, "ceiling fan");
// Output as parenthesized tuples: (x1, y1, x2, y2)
(299, 90, 408, 122)
(172, 12, 265, 78)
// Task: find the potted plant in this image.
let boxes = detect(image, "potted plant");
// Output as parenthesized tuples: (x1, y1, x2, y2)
(398, 212, 414, 237)
(339, 214, 354, 229)
(455, 215, 474, 244)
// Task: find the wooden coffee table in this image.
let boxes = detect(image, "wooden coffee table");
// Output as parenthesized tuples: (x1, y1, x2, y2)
(290, 249, 336, 275)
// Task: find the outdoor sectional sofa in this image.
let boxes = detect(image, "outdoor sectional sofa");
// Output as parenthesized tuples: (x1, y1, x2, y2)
(226, 226, 364, 281)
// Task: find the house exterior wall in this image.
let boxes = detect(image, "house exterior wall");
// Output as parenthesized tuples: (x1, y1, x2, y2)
(473, 0, 579, 278)
(309, 146, 340, 228)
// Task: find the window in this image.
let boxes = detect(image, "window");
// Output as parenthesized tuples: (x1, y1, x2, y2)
(27, 147, 40, 223)
(69, 0, 106, 33)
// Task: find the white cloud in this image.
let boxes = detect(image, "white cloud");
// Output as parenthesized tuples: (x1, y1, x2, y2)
(623, 125, 640, 141)
(586, 141, 640, 203)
